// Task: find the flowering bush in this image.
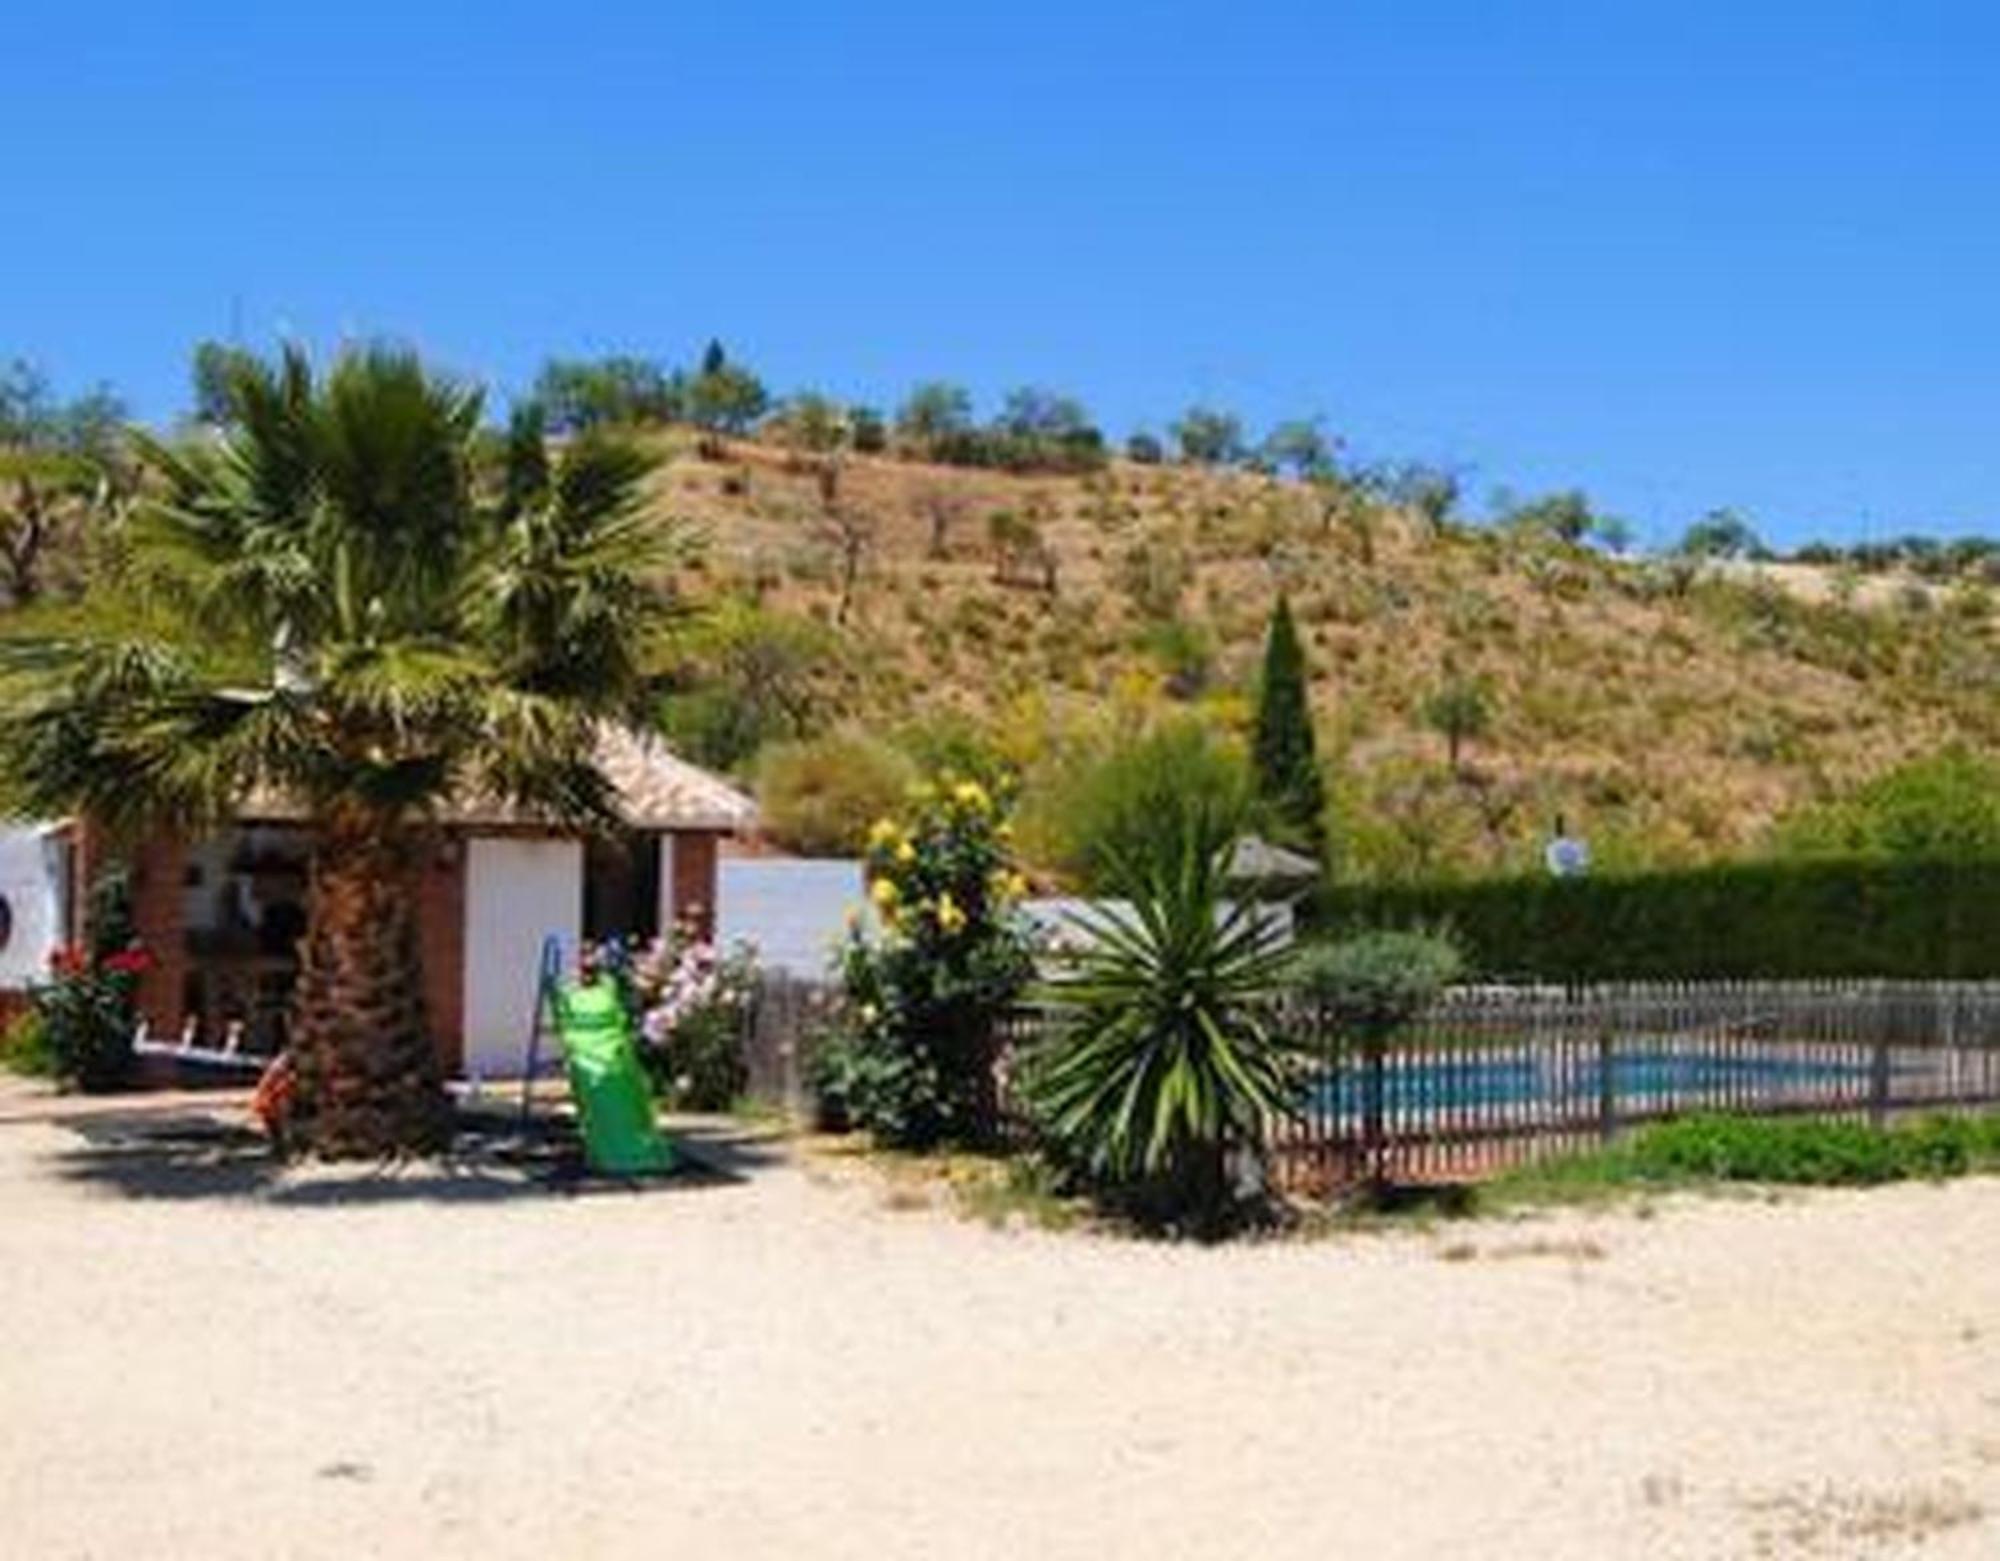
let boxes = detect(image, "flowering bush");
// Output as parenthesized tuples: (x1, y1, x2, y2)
(35, 941, 151, 1093)
(814, 776, 1038, 1147)
(627, 930, 759, 1110)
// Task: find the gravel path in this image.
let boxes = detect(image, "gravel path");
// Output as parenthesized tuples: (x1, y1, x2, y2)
(1, 1080, 1995, 1560)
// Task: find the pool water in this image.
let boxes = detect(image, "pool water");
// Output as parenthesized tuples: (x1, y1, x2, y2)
(1310, 1049, 1874, 1116)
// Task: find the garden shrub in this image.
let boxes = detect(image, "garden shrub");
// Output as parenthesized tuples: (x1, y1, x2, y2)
(1288, 929, 1464, 1046)
(34, 944, 150, 1092)
(1025, 801, 1300, 1232)
(32, 867, 148, 1093)
(0, 1010, 53, 1077)
(812, 778, 1037, 1147)
(629, 932, 759, 1111)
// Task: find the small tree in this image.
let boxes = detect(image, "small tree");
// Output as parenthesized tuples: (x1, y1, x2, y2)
(1261, 418, 1337, 479)
(1677, 508, 1767, 561)
(894, 381, 974, 456)
(1289, 929, 1464, 1185)
(915, 483, 968, 560)
(1124, 430, 1165, 465)
(1171, 405, 1246, 466)
(1250, 596, 1326, 852)
(687, 341, 769, 438)
(1422, 673, 1491, 771)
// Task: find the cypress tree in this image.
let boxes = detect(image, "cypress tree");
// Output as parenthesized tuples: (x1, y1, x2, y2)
(1251, 594, 1326, 852)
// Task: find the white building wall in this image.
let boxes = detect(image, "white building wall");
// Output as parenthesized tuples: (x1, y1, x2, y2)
(462, 837, 583, 1080)
(0, 828, 67, 991)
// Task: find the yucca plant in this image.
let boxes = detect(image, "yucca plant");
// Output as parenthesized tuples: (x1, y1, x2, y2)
(0, 347, 685, 1157)
(1028, 804, 1300, 1228)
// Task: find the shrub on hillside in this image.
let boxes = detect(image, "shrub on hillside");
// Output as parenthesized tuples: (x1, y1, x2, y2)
(1015, 715, 1251, 891)
(1771, 748, 2000, 862)
(757, 730, 918, 855)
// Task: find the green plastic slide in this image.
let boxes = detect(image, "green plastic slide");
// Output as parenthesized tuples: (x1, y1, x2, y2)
(553, 978, 675, 1175)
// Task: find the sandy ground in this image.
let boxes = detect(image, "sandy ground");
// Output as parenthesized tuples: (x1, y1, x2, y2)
(1, 1080, 1996, 1561)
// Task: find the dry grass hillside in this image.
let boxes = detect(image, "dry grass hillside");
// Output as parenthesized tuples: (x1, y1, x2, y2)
(642, 431, 2000, 878)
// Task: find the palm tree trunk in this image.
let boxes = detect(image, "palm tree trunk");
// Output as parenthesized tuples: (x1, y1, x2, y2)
(287, 815, 448, 1158)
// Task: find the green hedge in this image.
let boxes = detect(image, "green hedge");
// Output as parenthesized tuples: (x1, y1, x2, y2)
(1311, 859, 2000, 981)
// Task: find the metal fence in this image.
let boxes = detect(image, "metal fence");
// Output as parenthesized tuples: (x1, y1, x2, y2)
(748, 977, 2000, 1185)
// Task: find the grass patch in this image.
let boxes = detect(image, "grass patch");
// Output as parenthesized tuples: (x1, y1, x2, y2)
(1487, 1110, 2000, 1210)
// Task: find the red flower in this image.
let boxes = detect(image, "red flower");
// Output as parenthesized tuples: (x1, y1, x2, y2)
(47, 945, 87, 978)
(102, 948, 153, 976)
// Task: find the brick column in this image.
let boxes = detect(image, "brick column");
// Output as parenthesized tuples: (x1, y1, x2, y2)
(128, 836, 188, 1042)
(664, 831, 719, 942)
(414, 832, 467, 1077)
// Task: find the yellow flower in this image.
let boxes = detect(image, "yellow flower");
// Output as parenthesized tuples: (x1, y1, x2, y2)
(867, 818, 901, 850)
(870, 877, 900, 908)
(995, 870, 1029, 901)
(895, 839, 917, 865)
(935, 892, 967, 934)
(952, 780, 991, 812)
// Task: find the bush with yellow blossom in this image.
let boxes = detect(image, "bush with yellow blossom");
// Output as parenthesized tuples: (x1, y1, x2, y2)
(814, 776, 1038, 1147)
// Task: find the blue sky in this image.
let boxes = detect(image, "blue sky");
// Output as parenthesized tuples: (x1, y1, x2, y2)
(7, 1, 1999, 548)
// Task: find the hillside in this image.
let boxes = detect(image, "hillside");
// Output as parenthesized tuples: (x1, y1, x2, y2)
(641, 431, 2000, 879)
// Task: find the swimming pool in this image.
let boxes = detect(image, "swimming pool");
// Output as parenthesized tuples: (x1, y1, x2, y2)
(1308, 1048, 1877, 1116)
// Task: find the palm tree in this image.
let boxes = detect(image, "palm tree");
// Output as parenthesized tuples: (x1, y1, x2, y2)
(0, 346, 683, 1157)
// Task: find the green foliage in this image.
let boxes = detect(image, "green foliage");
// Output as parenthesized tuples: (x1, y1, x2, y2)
(190, 341, 262, 425)
(1772, 749, 2000, 861)
(1026, 800, 1299, 1229)
(1250, 596, 1326, 852)
(848, 404, 887, 454)
(630, 930, 759, 1111)
(659, 600, 842, 772)
(1288, 928, 1464, 1044)
(1315, 859, 2000, 979)
(1170, 405, 1245, 466)
(1017, 715, 1250, 890)
(33, 870, 146, 1092)
(1496, 488, 1603, 546)
(0, 1009, 53, 1077)
(1357, 460, 1461, 525)
(989, 387, 1105, 473)
(0, 344, 684, 838)
(1124, 430, 1165, 465)
(1615, 1112, 2000, 1186)
(756, 728, 918, 855)
(0, 360, 125, 455)
(814, 780, 1036, 1147)
(1260, 417, 1336, 478)
(1676, 507, 1768, 560)
(1420, 673, 1492, 768)
(894, 381, 975, 456)
(532, 355, 683, 432)
(686, 343, 769, 434)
